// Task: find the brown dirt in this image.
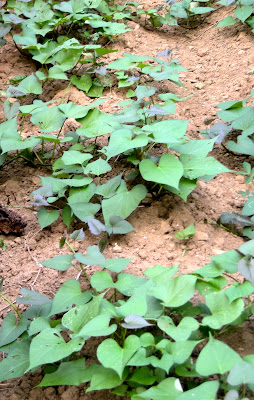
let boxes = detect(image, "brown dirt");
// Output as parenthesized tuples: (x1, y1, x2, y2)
(0, 2, 254, 399)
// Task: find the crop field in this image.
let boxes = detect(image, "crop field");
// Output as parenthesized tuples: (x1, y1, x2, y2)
(0, 0, 254, 399)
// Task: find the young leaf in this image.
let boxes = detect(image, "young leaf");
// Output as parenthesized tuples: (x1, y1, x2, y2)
(138, 377, 183, 400)
(41, 254, 75, 271)
(107, 216, 134, 235)
(0, 338, 30, 382)
(28, 329, 84, 371)
(121, 314, 153, 329)
(16, 288, 52, 306)
(37, 208, 59, 229)
(97, 335, 140, 378)
(30, 107, 66, 132)
(227, 361, 254, 386)
(196, 336, 242, 376)
(140, 154, 183, 189)
(175, 381, 219, 400)
(49, 279, 92, 316)
(202, 291, 244, 329)
(38, 359, 89, 386)
(87, 218, 106, 235)
(0, 313, 29, 347)
(70, 228, 85, 241)
(102, 183, 147, 225)
(104, 129, 149, 160)
(75, 246, 105, 266)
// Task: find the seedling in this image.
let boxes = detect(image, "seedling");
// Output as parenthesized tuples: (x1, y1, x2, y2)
(0, 238, 7, 251)
(174, 223, 196, 241)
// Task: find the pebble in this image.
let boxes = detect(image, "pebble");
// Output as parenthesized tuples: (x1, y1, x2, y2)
(197, 47, 209, 57)
(195, 82, 204, 90)
(112, 243, 122, 253)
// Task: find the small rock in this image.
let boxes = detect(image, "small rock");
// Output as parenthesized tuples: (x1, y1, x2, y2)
(113, 243, 122, 253)
(238, 50, 245, 55)
(194, 82, 204, 90)
(197, 47, 208, 57)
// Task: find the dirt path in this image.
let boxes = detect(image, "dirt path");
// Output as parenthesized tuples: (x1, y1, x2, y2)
(0, 3, 254, 399)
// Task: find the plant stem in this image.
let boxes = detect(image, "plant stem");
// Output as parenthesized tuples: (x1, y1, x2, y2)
(0, 294, 21, 319)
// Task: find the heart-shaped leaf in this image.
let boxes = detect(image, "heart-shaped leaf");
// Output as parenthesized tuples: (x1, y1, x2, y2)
(140, 154, 183, 189)
(104, 129, 149, 160)
(97, 335, 140, 378)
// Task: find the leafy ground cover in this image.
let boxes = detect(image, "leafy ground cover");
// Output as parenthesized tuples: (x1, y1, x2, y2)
(0, 0, 254, 399)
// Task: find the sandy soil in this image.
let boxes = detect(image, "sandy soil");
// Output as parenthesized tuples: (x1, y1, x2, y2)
(0, 2, 254, 399)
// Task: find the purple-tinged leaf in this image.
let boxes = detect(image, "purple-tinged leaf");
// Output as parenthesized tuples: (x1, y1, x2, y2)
(145, 105, 168, 115)
(238, 257, 254, 285)
(209, 122, 231, 144)
(30, 194, 50, 207)
(93, 66, 107, 75)
(126, 76, 139, 82)
(121, 314, 153, 329)
(157, 48, 174, 58)
(87, 218, 106, 235)
(70, 228, 85, 241)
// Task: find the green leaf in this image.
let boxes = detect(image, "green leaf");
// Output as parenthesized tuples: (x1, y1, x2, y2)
(225, 281, 254, 303)
(0, 313, 29, 347)
(87, 365, 126, 391)
(217, 16, 237, 27)
(102, 183, 147, 225)
(77, 109, 115, 138)
(142, 120, 188, 145)
(18, 74, 42, 95)
(196, 336, 242, 376)
(158, 316, 199, 341)
(103, 258, 131, 273)
(174, 224, 196, 240)
(139, 377, 183, 399)
(30, 107, 66, 132)
(234, 6, 253, 22)
(3, 100, 20, 120)
(0, 338, 30, 381)
(227, 136, 254, 157)
(37, 208, 59, 229)
(48, 66, 68, 80)
(175, 381, 219, 400)
(95, 174, 122, 197)
(49, 280, 92, 316)
(69, 202, 100, 222)
(107, 216, 134, 235)
(166, 340, 200, 364)
(75, 314, 117, 339)
(75, 246, 105, 266)
(84, 158, 112, 175)
(181, 155, 230, 179)
(104, 129, 149, 160)
(41, 254, 75, 271)
(164, 178, 197, 201)
(62, 150, 93, 165)
(97, 335, 141, 378)
(71, 73, 92, 92)
(16, 288, 51, 306)
(38, 359, 89, 386)
(28, 317, 51, 336)
(140, 154, 183, 189)
(129, 366, 157, 385)
(202, 291, 244, 329)
(91, 271, 115, 291)
(28, 329, 84, 371)
(150, 275, 197, 307)
(62, 294, 104, 334)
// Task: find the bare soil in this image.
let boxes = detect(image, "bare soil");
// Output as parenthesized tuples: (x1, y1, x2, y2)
(0, 2, 254, 399)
